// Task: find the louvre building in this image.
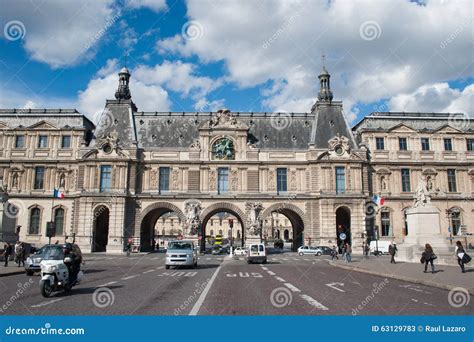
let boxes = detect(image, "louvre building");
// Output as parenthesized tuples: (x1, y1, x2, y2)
(0, 67, 472, 253)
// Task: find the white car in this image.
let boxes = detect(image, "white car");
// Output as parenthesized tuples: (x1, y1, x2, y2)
(165, 240, 198, 269)
(297, 245, 322, 256)
(247, 243, 267, 264)
(233, 246, 246, 256)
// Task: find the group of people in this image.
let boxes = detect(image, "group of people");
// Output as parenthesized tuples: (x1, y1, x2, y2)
(330, 243, 352, 262)
(2, 241, 27, 267)
(419, 241, 470, 274)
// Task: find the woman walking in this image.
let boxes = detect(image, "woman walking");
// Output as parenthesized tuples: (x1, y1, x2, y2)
(421, 243, 436, 273)
(455, 241, 466, 273)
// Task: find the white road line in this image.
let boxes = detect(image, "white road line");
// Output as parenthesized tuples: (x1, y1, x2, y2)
(143, 269, 154, 274)
(275, 277, 286, 282)
(281, 258, 289, 261)
(156, 266, 164, 270)
(205, 258, 211, 260)
(284, 283, 301, 292)
(189, 264, 222, 316)
(98, 281, 117, 287)
(300, 294, 329, 311)
(122, 275, 138, 280)
(267, 271, 276, 276)
(152, 257, 159, 260)
(304, 258, 311, 261)
(31, 298, 64, 308)
(261, 267, 268, 270)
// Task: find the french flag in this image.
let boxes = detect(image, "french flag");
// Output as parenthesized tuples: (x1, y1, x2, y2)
(372, 195, 385, 206)
(53, 189, 65, 199)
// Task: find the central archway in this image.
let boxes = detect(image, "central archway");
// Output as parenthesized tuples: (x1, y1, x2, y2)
(92, 205, 110, 252)
(336, 206, 351, 251)
(261, 203, 306, 251)
(138, 202, 185, 252)
(200, 202, 246, 252)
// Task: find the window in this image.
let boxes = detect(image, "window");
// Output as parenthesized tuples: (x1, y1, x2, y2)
(398, 137, 407, 151)
(381, 211, 391, 236)
(29, 208, 41, 234)
(421, 137, 430, 151)
(450, 210, 461, 236)
(34, 167, 45, 189)
(375, 137, 385, 150)
(38, 135, 48, 148)
(447, 169, 457, 192)
(217, 167, 228, 194)
(15, 135, 25, 148)
(54, 208, 65, 235)
(467, 139, 474, 151)
(335, 167, 345, 194)
(61, 135, 71, 148)
(276, 168, 287, 194)
(100, 165, 112, 192)
(401, 169, 411, 192)
(159, 167, 170, 193)
(443, 138, 452, 151)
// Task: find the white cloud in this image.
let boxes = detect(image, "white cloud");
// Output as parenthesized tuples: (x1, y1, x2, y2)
(156, 0, 473, 120)
(125, 0, 167, 13)
(389, 83, 474, 115)
(1, 0, 119, 68)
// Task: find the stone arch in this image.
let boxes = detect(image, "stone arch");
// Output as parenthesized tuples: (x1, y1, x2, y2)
(261, 202, 307, 251)
(138, 202, 186, 252)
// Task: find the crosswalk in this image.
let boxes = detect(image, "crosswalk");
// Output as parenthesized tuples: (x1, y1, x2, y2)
(84, 255, 325, 263)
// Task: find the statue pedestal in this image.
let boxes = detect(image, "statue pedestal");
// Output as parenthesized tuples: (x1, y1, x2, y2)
(397, 204, 453, 263)
(245, 235, 262, 247)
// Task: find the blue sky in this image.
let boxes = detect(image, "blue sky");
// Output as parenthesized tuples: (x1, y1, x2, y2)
(0, 0, 472, 124)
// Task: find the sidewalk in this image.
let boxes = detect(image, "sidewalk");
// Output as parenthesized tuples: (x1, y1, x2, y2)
(329, 255, 474, 294)
(0, 265, 26, 277)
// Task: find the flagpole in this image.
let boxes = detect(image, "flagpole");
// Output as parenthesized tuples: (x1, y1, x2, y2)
(50, 189, 55, 244)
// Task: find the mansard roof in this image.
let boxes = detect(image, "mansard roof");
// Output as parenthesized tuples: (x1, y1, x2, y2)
(0, 109, 95, 130)
(352, 112, 473, 133)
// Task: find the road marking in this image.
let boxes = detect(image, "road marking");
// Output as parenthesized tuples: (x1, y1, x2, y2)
(304, 258, 311, 261)
(205, 258, 211, 260)
(284, 283, 301, 292)
(98, 281, 117, 287)
(189, 263, 222, 315)
(152, 257, 159, 260)
(31, 298, 64, 308)
(282, 258, 289, 261)
(156, 266, 164, 270)
(143, 269, 154, 274)
(326, 282, 345, 292)
(122, 275, 137, 280)
(399, 284, 432, 294)
(267, 271, 276, 276)
(275, 277, 286, 282)
(261, 267, 268, 270)
(300, 294, 329, 311)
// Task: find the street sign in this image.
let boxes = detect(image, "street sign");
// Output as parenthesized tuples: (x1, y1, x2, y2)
(339, 233, 346, 240)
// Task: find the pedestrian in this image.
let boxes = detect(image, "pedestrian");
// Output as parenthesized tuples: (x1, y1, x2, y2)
(3, 243, 13, 267)
(341, 243, 346, 261)
(421, 243, 436, 273)
(345, 243, 352, 263)
(364, 244, 370, 257)
(331, 245, 339, 260)
(455, 241, 471, 273)
(14, 241, 22, 267)
(389, 243, 397, 264)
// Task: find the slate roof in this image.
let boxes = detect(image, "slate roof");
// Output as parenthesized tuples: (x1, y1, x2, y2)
(0, 109, 95, 130)
(352, 112, 473, 132)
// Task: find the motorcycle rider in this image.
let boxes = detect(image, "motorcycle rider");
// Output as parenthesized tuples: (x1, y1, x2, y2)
(62, 243, 81, 286)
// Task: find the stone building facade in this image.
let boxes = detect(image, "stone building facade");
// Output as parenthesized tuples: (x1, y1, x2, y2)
(0, 67, 472, 253)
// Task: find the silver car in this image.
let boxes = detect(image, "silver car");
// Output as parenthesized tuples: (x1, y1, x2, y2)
(165, 240, 198, 269)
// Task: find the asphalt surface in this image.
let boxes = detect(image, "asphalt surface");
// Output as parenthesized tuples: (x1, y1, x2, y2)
(0, 253, 471, 315)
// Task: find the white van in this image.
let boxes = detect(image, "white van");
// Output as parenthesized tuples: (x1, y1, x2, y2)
(369, 240, 391, 255)
(247, 243, 267, 264)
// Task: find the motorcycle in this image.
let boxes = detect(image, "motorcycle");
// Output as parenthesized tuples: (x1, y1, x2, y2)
(39, 257, 83, 298)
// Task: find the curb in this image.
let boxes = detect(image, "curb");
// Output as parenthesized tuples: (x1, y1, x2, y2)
(328, 260, 474, 295)
(0, 270, 25, 277)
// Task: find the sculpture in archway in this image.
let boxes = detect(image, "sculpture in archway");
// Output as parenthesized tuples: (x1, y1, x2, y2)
(184, 200, 202, 235)
(246, 202, 264, 236)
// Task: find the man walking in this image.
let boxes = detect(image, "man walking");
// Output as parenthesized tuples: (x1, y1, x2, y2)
(389, 243, 397, 264)
(345, 243, 352, 263)
(3, 243, 13, 267)
(331, 245, 339, 260)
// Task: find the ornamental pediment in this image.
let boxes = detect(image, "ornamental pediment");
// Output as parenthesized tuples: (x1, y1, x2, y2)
(387, 123, 416, 133)
(199, 109, 249, 130)
(28, 120, 58, 130)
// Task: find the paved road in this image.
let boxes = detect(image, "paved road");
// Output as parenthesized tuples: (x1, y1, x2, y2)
(0, 253, 471, 315)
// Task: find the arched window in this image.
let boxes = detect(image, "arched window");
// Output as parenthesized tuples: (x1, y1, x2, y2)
(210, 229, 214, 236)
(449, 208, 462, 235)
(284, 229, 289, 240)
(54, 208, 65, 235)
(236, 230, 241, 239)
(219, 229, 223, 235)
(29, 207, 41, 235)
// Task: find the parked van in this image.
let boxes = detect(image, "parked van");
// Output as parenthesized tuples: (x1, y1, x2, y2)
(247, 243, 267, 264)
(369, 240, 391, 255)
